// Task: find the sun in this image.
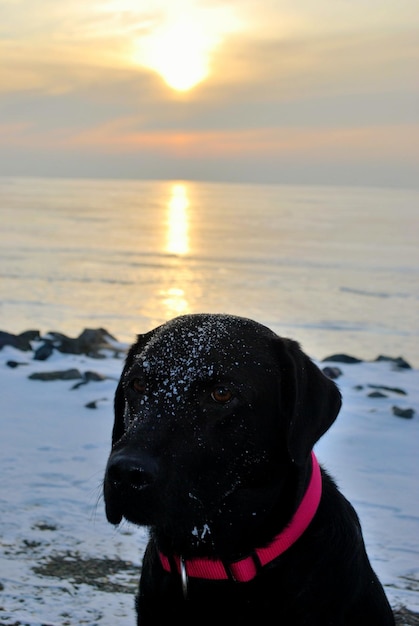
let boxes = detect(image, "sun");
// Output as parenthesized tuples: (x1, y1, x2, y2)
(143, 17, 210, 91)
(133, 7, 239, 92)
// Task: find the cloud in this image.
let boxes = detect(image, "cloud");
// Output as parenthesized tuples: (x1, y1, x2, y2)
(208, 28, 419, 102)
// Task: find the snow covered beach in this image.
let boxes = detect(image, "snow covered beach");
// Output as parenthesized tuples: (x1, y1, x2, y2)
(0, 328, 418, 625)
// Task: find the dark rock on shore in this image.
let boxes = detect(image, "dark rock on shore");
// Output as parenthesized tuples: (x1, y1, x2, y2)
(33, 342, 54, 360)
(322, 354, 413, 369)
(71, 371, 110, 389)
(0, 330, 40, 352)
(27, 369, 113, 388)
(0, 327, 125, 359)
(368, 384, 407, 396)
(375, 355, 412, 369)
(322, 366, 343, 380)
(85, 397, 108, 409)
(392, 406, 415, 419)
(322, 353, 364, 364)
(39, 328, 121, 358)
(368, 390, 388, 398)
(28, 369, 83, 381)
(6, 360, 28, 368)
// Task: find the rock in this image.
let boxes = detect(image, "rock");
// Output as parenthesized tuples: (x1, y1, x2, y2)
(0, 330, 40, 352)
(85, 400, 98, 409)
(85, 398, 108, 409)
(392, 406, 415, 419)
(84, 370, 108, 382)
(321, 354, 363, 364)
(34, 341, 54, 361)
(46, 328, 118, 358)
(322, 366, 343, 380)
(375, 355, 412, 369)
(28, 369, 83, 381)
(71, 371, 109, 389)
(368, 391, 388, 398)
(368, 384, 407, 396)
(0, 327, 123, 360)
(6, 360, 28, 368)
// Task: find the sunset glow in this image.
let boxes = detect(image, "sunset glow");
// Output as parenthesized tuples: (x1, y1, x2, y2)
(1, 1, 417, 186)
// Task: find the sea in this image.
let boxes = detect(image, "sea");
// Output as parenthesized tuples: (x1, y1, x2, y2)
(1, 176, 418, 367)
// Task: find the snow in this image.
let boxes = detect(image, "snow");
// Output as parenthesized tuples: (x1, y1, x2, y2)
(0, 337, 418, 624)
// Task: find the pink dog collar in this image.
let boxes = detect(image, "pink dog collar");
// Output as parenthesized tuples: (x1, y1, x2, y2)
(159, 451, 322, 586)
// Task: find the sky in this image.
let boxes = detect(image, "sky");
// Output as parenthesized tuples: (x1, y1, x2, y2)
(1, 0, 419, 187)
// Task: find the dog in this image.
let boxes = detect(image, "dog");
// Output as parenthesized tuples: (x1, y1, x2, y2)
(103, 313, 395, 625)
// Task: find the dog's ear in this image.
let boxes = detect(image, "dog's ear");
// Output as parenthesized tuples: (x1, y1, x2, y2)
(112, 331, 155, 445)
(275, 337, 342, 466)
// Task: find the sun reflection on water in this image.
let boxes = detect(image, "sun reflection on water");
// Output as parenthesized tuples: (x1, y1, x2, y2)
(160, 286, 189, 317)
(161, 183, 190, 318)
(166, 183, 189, 255)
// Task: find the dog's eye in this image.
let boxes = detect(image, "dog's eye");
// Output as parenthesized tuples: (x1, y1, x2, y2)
(211, 385, 233, 404)
(130, 378, 147, 394)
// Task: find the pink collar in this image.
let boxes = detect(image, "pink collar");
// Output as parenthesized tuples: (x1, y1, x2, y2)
(159, 451, 321, 588)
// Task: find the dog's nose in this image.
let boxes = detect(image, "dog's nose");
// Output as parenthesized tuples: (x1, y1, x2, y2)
(106, 450, 157, 491)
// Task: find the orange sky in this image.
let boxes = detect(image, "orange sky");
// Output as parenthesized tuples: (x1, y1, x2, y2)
(1, 0, 418, 186)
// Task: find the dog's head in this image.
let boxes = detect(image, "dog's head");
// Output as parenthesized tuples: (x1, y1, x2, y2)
(103, 313, 341, 556)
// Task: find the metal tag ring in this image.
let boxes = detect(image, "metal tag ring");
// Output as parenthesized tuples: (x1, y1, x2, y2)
(180, 556, 188, 599)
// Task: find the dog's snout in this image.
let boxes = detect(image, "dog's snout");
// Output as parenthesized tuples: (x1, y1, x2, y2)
(106, 450, 157, 491)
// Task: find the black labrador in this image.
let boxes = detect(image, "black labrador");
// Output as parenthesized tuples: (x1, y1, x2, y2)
(103, 313, 395, 625)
